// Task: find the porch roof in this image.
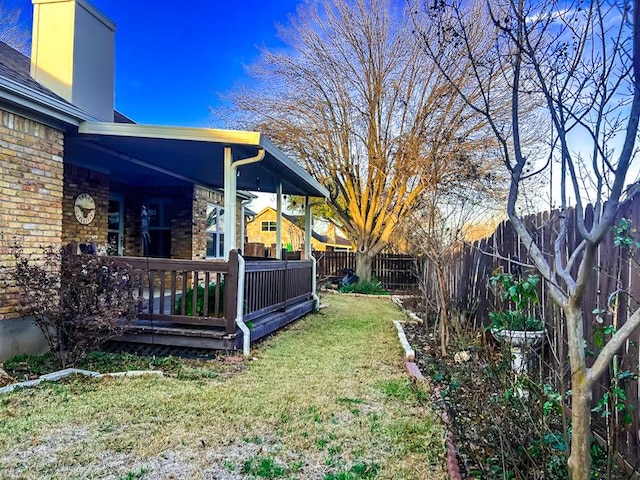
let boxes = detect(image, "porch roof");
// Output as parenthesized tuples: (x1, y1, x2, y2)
(69, 122, 329, 198)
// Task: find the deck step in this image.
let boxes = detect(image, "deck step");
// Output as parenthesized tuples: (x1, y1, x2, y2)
(125, 321, 230, 339)
(101, 341, 223, 359)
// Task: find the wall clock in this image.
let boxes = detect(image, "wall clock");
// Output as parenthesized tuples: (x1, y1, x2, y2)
(74, 193, 96, 225)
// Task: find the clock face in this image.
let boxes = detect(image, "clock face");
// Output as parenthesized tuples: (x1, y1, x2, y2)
(74, 193, 96, 225)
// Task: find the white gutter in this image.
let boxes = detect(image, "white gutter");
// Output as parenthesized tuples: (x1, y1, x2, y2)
(78, 121, 262, 145)
(235, 252, 250, 356)
(312, 255, 319, 309)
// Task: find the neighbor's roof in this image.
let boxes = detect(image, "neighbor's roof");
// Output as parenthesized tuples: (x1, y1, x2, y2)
(254, 207, 351, 246)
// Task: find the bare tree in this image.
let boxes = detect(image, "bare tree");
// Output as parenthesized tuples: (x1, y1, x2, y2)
(223, 0, 501, 281)
(408, 171, 505, 355)
(0, 2, 30, 55)
(418, 0, 640, 477)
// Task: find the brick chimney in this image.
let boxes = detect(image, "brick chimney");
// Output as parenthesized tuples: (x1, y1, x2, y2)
(30, 0, 116, 121)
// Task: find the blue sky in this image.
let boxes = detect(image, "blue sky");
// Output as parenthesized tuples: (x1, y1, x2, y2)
(8, 0, 302, 127)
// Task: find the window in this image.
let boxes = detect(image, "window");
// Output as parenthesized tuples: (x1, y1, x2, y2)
(146, 200, 171, 258)
(261, 221, 277, 232)
(107, 194, 124, 255)
(206, 204, 224, 258)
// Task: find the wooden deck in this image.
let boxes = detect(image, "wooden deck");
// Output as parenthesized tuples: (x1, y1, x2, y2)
(106, 251, 315, 351)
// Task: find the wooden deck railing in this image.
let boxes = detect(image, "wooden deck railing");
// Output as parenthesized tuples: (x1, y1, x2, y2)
(103, 252, 314, 334)
(243, 259, 314, 322)
(108, 255, 238, 334)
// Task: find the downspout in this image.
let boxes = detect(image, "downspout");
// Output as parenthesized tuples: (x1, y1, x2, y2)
(223, 147, 265, 259)
(235, 252, 250, 356)
(312, 255, 318, 310)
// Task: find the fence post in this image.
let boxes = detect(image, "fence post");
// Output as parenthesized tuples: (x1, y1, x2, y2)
(225, 250, 239, 334)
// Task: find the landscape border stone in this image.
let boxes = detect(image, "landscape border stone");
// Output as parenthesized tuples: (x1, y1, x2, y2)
(0, 368, 164, 394)
(393, 320, 415, 361)
(391, 302, 463, 480)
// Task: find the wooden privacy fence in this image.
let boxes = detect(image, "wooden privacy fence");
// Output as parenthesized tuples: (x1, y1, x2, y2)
(421, 197, 640, 465)
(313, 251, 417, 290)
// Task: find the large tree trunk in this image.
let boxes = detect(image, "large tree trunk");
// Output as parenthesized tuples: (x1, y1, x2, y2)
(565, 305, 593, 480)
(355, 250, 374, 282)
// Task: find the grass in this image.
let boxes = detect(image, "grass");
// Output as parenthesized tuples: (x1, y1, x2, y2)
(0, 295, 446, 479)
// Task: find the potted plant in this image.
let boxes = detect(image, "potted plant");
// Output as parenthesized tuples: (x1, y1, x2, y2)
(489, 268, 544, 373)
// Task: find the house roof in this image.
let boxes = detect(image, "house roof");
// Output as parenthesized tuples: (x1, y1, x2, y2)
(0, 40, 132, 125)
(0, 41, 66, 104)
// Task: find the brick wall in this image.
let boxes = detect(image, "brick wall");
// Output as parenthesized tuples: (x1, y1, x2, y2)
(0, 110, 64, 320)
(62, 164, 109, 247)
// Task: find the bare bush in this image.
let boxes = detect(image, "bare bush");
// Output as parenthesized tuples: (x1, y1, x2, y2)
(8, 242, 139, 367)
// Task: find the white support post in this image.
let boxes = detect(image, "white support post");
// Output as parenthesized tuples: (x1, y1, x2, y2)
(223, 147, 265, 260)
(240, 199, 250, 255)
(304, 196, 319, 308)
(223, 146, 237, 260)
(276, 182, 283, 259)
(304, 196, 312, 260)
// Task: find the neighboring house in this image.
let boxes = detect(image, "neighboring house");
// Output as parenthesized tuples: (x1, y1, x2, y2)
(247, 207, 353, 252)
(0, 0, 327, 360)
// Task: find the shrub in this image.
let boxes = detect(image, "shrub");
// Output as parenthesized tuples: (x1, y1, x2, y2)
(340, 279, 389, 295)
(7, 243, 139, 367)
(175, 281, 225, 316)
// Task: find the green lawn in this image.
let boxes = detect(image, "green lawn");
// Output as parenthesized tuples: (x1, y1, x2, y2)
(0, 294, 446, 480)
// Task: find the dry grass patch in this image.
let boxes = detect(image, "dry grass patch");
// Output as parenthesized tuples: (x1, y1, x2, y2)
(0, 295, 446, 479)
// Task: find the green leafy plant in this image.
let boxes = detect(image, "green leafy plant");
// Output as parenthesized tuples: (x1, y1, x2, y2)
(488, 270, 543, 331)
(340, 279, 389, 295)
(612, 218, 640, 249)
(175, 281, 225, 316)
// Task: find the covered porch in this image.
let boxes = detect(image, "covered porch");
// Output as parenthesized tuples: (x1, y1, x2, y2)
(67, 122, 328, 353)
